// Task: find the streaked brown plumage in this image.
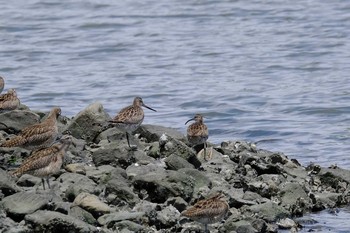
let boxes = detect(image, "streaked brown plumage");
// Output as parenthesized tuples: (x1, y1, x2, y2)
(0, 89, 20, 112)
(0, 107, 61, 150)
(185, 114, 209, 159)
(109, 97, 156, 148)
(0, 76, 4, 94)
(11, 135, 72, 189)
(181, 193, 229, 233)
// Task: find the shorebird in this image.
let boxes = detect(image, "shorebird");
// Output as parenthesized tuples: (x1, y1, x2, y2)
(0, 89, 20, 112)
(10, 135, 72, 190)
(0, 107, 61, 150)
(109, 97, 156, 149)
(181, 193, 229, 233)
(185, 114, 209, 160)
(0, 76, 4, 94)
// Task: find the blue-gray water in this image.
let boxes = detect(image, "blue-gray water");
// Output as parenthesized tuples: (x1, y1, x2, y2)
(1, 1, 350, 231)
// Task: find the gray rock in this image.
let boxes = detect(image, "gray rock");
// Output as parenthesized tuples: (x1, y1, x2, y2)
(16, 174, 41, 188)
(94, 127, 125, 144)
(248, 202, 290, 222)
(25, 210, 99, 233)
(133, 170, 195, 203)
(70, 206, 97, 225)
(164, 154, 194, 170)
(86, 165, 117, 183)
(136, 124, 186, 142)
(104, 176, 140, 206)
(1, 191, 50, 217)
(112, 220, 144, 232)
(126, 161, 166, 179)
(279, 182, 311, 211)
(91, 142, 135, 168)
(159, 134, 196, 162)
(0, 110, 40, 133)
(156, 205, 181, 228)
(97, 211, 145, 228)
(178, 168, 211, 193)
(223, 219, 257, 233)
(0, 168, 21, 197)
(58, 173, 99, 201)
(65, 102, 111, 142)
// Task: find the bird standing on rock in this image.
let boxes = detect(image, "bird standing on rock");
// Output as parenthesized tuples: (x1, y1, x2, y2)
(0, 107, 61, 150)
(10, 135, 72, 190)
(185, 114, 209, 160)
(181, 192, 229, 233)
(109, 97, 156, 149)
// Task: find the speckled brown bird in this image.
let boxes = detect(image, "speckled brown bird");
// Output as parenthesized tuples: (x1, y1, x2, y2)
(0, 76, 4, 94)
(181, 193, 229, 233)
(0, 89, 20, 112)
(109, 97, 156, 148)
(10, 135, 72, 190)
(0, 107, 61, 150)
(185, 114, 209, 159)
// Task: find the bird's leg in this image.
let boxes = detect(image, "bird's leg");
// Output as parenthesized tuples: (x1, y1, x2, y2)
(204, 223, 208, 233)
(46, 177, 51, 189)
(41, 178, 46, 190)
(204, 142, 207, 160)
(126, 132, 131, 148)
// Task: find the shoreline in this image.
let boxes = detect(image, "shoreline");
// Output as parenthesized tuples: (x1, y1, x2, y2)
(1, 102, 350, 232)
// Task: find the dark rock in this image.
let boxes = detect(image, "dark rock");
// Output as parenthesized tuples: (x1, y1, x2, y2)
(97, 211, 145, 228)
(0, 168, 21, 197)
(247, 202, 290, 222)
(0, 110, 40, 133)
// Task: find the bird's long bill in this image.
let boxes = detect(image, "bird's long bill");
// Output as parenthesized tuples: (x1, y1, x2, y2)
(143, 104, 157, 112)
(185, 118, 194, 125)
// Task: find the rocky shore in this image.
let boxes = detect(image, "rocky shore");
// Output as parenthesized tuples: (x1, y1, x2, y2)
(1, 102, 350, 233)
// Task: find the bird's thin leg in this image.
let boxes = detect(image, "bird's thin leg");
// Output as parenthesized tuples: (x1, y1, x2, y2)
(46, 177, 51, 189)
(204, 223, 208, 233)
(204, 142, 207, 160)
(41, 178, 46, 190)
(126, 132, 131, 148)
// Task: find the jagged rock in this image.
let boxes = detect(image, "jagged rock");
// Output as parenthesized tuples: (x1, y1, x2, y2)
(86, 165, 117, 183)
(155, 205, 181, 228)
(65, 102, 111, 142)
(94, 127, 125, 144)
(279, 182, 311, 211)
(165, 196, 188, 213)
(223, 219, 257, 233)
(73, 192, 112, 218)
(112, 220, 144, 232)
(1, 191, 50, 219)
(277, 218, 298, 229)
(25, 210, 99, 232)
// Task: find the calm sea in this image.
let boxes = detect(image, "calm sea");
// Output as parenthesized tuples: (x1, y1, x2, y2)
(1, 1, 350, 230)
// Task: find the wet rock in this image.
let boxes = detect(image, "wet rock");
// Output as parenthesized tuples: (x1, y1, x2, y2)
(223, 219, 257, 233)
(65, 102, 111, 142)
(1, 191, 50, 220)
(25, 210, 98, 233)
(279, 182, 311, 214)
(73, 192, 112, 218)
(276, 218, 298, 229)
